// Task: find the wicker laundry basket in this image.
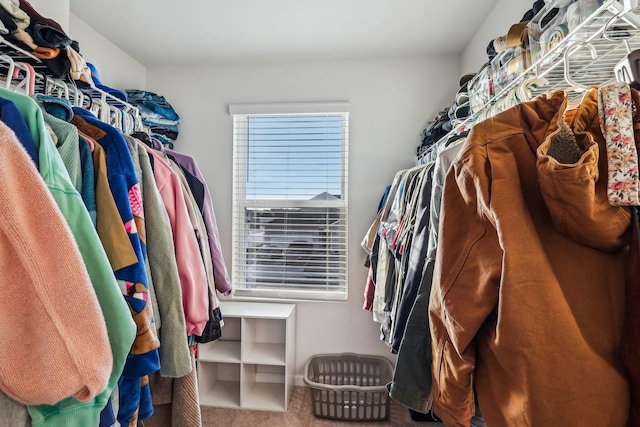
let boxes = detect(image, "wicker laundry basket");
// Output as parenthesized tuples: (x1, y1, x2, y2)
(303, 353, 393, 421)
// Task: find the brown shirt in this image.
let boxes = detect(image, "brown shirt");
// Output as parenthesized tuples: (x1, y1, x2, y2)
(87, 133, 138, 272)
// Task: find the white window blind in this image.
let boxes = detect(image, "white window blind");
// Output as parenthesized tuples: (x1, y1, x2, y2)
(230, 102, 349, 301)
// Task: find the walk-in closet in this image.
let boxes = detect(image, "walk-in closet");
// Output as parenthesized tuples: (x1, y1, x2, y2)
(1, 0, 639, 426)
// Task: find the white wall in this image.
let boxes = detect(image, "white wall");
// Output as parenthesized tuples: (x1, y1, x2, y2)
(28, 0, 69, 30)
(68, 14, 146, 90)
(460, 0, 534, 74)
(147, 55, 460, 379)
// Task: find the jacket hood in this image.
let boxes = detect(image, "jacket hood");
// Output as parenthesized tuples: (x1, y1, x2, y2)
(535, 89, 630, 252)
(462, 90, 630, 253)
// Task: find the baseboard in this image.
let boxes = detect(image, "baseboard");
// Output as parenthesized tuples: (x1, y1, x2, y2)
(295, 374, 306, 387)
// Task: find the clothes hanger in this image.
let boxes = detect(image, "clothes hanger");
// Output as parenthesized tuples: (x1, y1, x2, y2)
(62, 78, 85, 107)
(32, 72, 48, 95)
(132, 130, 163, 150)
(133, 108, 144, 132)
(46, 76, 70, 101)
(608, 9, 640, 89)
(121, 109, 130, 134)
(109, 105, 123, 132)
(124, 110, 135, 134)
(88, 95, 102, 118)
(563, 41, 597, 92)
(0, 54, 15, 89)
(99, 98, 110, 123)
(85, 92, 111, 123)
(559, 41, 598, 116)
(12, 61, 35, 96)
(516, 76, 549, 103)
(74, 87, 86, 107)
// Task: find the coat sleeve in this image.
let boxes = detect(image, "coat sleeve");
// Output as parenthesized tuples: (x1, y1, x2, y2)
(429, 151, 502, 426)
(0, 129, 112, 405)
(140, 146, 192, 378)
(189, 159, 233, 296)
(153, 163, 209, 337)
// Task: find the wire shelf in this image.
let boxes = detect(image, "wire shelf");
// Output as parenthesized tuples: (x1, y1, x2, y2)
(416, 0, 640, 164)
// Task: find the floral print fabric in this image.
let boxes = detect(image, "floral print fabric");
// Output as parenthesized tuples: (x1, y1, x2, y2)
(598, 82, 640, 206)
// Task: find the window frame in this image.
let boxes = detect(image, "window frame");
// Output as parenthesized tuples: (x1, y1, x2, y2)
(229, 102, 350, 302)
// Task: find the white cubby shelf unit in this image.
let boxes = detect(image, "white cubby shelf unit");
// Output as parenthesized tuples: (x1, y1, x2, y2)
(197, 301, 296, 411)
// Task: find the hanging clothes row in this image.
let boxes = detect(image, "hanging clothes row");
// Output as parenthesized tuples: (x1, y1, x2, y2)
(362, 0, 640, 424)
(0, 55, 229, 427)
(361, 128, 480, 425)
(363, 84, 640, 426)
(0, 3, 231, 426)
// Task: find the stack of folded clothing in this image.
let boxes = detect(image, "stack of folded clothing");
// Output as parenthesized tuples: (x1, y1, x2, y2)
(486, 0, 546, 63)
(126, 89, 180, 147)
(416, 108, 450, 159)
(417, 73, 477, 161)
(447, 73, 474, 126)
(0, 0, 90, 80)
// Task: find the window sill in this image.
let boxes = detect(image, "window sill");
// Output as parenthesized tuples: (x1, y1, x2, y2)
(226, 291, 348, 304)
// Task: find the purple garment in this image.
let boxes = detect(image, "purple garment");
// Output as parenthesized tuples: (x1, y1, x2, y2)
(164, 148, 232, 295)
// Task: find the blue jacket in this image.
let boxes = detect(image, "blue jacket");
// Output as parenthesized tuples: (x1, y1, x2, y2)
(0, 97, 39, 168)
(72, 107, 161, 426)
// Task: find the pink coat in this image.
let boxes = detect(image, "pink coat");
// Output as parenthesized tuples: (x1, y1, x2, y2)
(142, 144, 209, 336)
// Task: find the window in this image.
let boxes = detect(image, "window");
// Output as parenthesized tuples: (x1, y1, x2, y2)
(230, 102, 349, 301)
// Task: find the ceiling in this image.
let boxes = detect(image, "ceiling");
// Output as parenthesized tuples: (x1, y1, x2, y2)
(69, 0, 500, 66)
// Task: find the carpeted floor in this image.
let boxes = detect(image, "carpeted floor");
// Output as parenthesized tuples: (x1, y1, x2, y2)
(201, 386, 444, 427)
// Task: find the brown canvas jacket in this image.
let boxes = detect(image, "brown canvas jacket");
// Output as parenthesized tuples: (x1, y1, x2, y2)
(429, 90, 631, 426)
